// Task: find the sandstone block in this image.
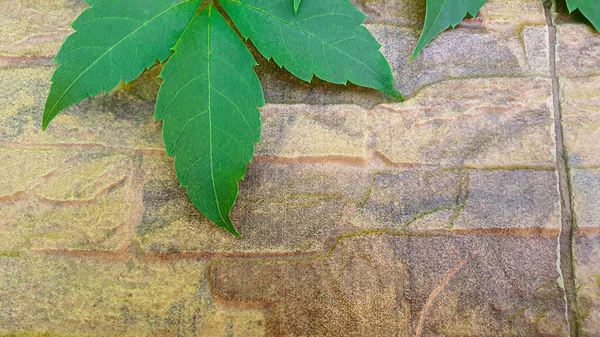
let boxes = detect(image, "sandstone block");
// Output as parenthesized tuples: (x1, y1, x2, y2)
(370, 78, 555, 168)
(0, 67, 164, 151)
(0, 149, 136, 251)
(0, 254, 266, 336)
(572, 169, 600, 228)
(136, 155, 371, 254)
(0, 0, 85, 59)
(557, 24, 600, 77)
(561, 77, 600, 168)
(575, 234, 600, 336)
(211, 234, 567, 336)
(257, 104, 367, 158)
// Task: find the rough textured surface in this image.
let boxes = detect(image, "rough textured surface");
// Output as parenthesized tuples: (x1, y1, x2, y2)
(1, 0, 597, 335)
(211, 235, 567, 337)
(556, 12, 600, 337)
(0, 254, 266, 336)
(561, 77, 600, 168)
(370, 78, 555, 168)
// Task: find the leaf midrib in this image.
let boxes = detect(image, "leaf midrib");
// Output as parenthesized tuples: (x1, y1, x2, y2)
(206, 6, 237, 235)
(44, 0, 191, 127)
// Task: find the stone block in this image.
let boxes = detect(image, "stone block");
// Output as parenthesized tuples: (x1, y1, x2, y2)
(557, 24, 600, 78)
(561, 77, 600, 168)
(0, 67, 164, 151)
(572, 169, 600, 228)
(575, 234, 600, 336)
(211, 234, 567, 336)
(135, 155, 371, 254)
(0, 0, 85, 59)
(257, 104, 367, 158)
(0, 254, 266, 336)
(0, 149, 137, 251)
(452, 170, 561, 230)
(370, 78, 555, 168)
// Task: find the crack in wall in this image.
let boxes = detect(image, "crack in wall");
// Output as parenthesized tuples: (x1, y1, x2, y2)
(544, 2, 581, 336)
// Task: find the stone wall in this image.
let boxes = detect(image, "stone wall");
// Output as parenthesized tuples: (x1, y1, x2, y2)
(0, 0, 599, 336)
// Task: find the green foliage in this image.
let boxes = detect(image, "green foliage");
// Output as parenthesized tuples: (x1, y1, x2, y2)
(43, 0, 400, 236)
(411, 0, 486, 59)
(220, 0, 402, 99)
(42, 0, 201, 130)
(567, 0, 600, 31)
(43, 0, 599, 236)
(155, 4, 263, 237)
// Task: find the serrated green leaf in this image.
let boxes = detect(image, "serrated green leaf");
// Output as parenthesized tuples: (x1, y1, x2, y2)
(294, 0, 302, 12)
(155, 4, 264, 237)
(411, 0, 486, 60)
(42, 0, 201, 130)
(220, 0, 402, 100)
(567, 0, 600, 31)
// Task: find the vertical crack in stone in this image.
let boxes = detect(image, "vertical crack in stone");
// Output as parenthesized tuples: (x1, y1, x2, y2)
(544, 2, 581, 336)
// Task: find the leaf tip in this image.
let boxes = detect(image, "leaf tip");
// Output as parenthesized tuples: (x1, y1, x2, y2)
(225, 225, 243, 238)
(392, 91, 404, 102)
(41, 113, 51, 131)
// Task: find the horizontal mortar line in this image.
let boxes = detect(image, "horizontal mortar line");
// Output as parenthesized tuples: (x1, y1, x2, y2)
(0, 141, 166, 156)
(29, 248, 322, 261)
(574, 227, 600, 237)
(252, 154, 368, 166)
(23, 227, 561, 263)
(555, 73, 600, 79)
(209, 227, 562, 264)
(0, 142, 560, 171)
(360, 18, 547, 30)
(0, 178, 127, 206)
(372, 150, 557, 171)
(0, 55, 55, 68)
(403, 74, 553, 100)
(570, 165, 600, 170)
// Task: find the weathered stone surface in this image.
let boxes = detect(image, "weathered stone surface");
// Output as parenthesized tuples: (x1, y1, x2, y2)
(575, 234, 600, 336)
(136, 155, 371, 254)
(557, 24, 600, 77)
(353, 169, 561, 230)
(256, 22, 550, 102)
(0, 149, 136, 251)
(257, 104, 367, 158)
(561, 77, 600, 168)
(0, 67, 164, 151)
(370, 78, 555, 168)
(138, 153, 561, 255)
(354, 0, 546, 27)
(0, 0, 85, 59)
(0, 0, 586, 335)
(0, 254, 266, 336)
(572, 169, 600, 228)
(373, 19, 549, 97)
(452, 170, 561, 229)
(211, 234, 567, 336)
(351, 169, 466, 230)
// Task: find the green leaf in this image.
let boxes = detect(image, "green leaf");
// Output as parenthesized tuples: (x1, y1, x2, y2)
(42, 0, 201, 130)
(220, 0, 402, 100)
(411, 0, 486, 60)
(567, 0, 600, 31)
(155, 4, 264, 237)
(294, 0, 302, 12)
